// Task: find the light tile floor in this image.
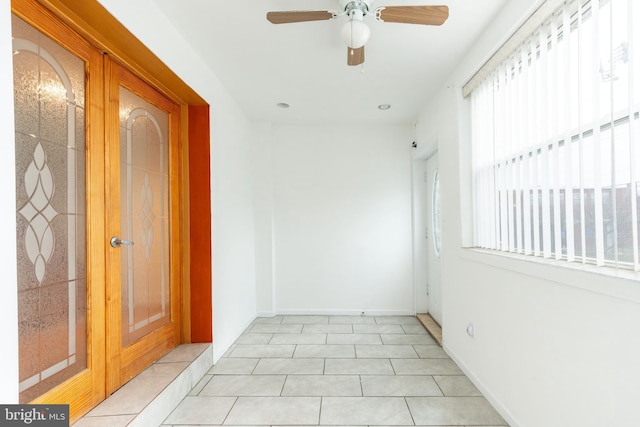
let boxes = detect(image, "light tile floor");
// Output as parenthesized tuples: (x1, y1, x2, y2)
(161, 315, 508, 427)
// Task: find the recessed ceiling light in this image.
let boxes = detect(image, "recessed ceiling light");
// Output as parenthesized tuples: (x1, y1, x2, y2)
(378, 104, 391, 110)
(276, 102, 290, 109)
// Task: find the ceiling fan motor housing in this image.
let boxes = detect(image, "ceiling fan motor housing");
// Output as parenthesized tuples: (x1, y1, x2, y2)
(340, 0, 372, 17)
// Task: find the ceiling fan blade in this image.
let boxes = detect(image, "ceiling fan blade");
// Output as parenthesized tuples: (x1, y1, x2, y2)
(347, 46, 365, 66)
(375, 5, 449, 26)
(267, 10, 336, 24)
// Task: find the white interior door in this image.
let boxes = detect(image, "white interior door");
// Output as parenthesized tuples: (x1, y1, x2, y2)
(426, 153, 442, 324)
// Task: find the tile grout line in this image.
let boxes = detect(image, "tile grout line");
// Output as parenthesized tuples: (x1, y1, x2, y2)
(432, 373, 446, 397)
(219, 395, 238, 426)
(403, 396, 417, 426)
(279, 374, 288, 397)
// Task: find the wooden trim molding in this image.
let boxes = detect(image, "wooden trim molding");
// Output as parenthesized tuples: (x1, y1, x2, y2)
(33, 0, 207, 106)
(188, 105, 213, 343)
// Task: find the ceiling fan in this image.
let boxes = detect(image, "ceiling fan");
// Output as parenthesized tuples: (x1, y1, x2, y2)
(266, 0, 449, 66)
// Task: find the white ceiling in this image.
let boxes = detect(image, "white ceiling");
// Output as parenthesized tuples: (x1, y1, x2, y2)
(154, 0, 506, 125)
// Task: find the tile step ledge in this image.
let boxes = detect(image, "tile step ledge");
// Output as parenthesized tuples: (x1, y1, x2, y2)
(74, 343, 212, 427)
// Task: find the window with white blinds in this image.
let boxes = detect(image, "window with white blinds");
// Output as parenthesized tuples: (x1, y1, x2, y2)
(470, 0, 640, 270)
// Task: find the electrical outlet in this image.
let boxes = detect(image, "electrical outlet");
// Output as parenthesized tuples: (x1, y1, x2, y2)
(466, 323, 474, 338)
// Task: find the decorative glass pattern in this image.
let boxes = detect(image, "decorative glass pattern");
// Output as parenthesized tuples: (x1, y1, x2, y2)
(139, 173, 156, 261)
(12, 14, 87, 403)
(119, 86, 170, 347)
(19, 142, 59, 284)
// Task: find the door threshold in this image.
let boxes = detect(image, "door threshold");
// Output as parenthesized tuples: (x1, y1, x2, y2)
(74, 343, 212, 426)
(416, 313, 442, 346)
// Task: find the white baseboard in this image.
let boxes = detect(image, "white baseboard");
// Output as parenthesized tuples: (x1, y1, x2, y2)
(256, 311, 276, 317)
(443, 343, 520, 427)
(212, 314, 256, 363)
(272, 308, 415, 316)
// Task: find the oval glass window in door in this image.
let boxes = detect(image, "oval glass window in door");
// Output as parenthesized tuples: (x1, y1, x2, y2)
(432, 171, 441, 256)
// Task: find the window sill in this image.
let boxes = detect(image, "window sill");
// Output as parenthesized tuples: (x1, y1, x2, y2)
(459, 247, 640, 303)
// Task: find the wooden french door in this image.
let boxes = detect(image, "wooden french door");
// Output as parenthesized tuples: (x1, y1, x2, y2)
(12, 0, 107, 418)
(104, 59, 182, 394)
(12, 0, 182, 420)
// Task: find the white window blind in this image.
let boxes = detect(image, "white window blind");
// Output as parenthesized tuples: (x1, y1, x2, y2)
(471, 0, 640, 270)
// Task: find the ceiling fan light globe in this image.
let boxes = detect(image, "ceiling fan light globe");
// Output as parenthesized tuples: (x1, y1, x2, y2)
(341, 19, 370, 49)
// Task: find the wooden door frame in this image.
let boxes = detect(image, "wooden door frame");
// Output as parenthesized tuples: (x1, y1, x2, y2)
(11, 0, 213, 420)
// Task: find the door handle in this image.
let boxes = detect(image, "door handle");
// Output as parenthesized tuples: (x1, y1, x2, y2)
(110, 236, 135, 248)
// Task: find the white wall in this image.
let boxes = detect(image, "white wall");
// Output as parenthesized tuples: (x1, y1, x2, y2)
(0, 0, 20, 403)
(252, 122, 276, 316)
(269, 124, 414, 314)
(414, 0, 640, 425)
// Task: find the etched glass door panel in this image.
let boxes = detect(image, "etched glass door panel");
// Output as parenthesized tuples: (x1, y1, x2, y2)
(119, 86, 170, 347)
(105, 53, 180, 394)
(12, 14, 87, 403)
